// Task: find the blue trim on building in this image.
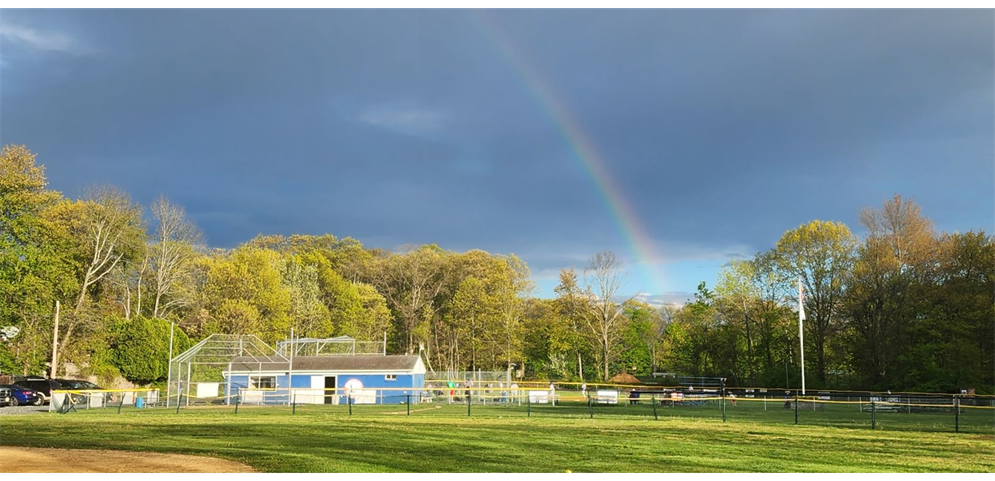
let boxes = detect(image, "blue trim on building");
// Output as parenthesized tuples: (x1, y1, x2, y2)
(224, 370, 425, 405)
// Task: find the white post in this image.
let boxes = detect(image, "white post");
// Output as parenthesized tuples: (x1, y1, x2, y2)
(186, 362, 192, 407)
(166, 321, 175, 408)
(50, 300, 60, 378)
(798, 277, 806, 396)
(288, 328, 294, 406)
(383, 331, 387, 356)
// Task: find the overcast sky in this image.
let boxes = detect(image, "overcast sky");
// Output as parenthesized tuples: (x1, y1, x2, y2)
(2, 9, 992, 303)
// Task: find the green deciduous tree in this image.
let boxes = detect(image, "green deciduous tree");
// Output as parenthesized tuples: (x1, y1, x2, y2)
(44, 186, 146, 375)
(554, 268, 592, 380)
(0, 145, 75, 375)
(776, 220, 856, 384)
(112, 316, 191, 384)
(371, 245, 451, 354)
(617, 300, 663, 376)
(201, 246, 291, 343)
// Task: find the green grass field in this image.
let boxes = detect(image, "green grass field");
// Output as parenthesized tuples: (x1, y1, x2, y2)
(458, 396, 995, 433)
(1, 403, 993, 472)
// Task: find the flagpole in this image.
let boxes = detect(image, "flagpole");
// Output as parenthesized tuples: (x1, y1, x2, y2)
(798, 277, 806, 396)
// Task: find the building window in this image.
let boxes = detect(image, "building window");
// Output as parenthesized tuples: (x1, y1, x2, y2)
(385, 374, 397, 381)
(251, 376, 276, 389)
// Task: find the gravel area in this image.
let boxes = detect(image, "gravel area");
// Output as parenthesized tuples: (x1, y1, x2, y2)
(0, 405, 48, 415)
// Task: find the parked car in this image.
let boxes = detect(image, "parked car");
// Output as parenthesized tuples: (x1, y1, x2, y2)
(55, 379, 106, 392)
(14, 377, 63, 404)
(0, 387, 11, 407)
(56, 379, 108, 405)
(0, 384, 43, 406)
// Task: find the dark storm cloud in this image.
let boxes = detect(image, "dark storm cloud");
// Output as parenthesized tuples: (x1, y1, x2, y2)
(1, 9, 991, 296)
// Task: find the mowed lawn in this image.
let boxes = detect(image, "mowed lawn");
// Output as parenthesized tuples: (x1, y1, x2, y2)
(1, 405, 992, 472)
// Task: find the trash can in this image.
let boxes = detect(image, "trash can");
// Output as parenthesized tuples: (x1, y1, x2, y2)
(135, 397, 145, 409)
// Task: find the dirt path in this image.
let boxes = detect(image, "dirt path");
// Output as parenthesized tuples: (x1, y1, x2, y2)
(0, 446, 256, 473)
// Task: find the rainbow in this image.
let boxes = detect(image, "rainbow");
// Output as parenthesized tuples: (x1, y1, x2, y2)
(472, 12, 666, 293)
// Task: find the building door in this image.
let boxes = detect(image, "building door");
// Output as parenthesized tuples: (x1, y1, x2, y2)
(324, 376, 336, 404)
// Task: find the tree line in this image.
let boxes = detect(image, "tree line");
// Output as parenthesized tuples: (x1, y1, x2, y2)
(1, 145, 991, 393)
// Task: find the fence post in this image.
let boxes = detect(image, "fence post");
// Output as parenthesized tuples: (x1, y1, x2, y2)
(292, 391, 297, 415)
(871, 400, 876, 430)
(527, 394, 531, 417)
(652, 394, 658, 420)
(794, 393, 799, 425)
(955, 398, 960, 433)
(721, 379, 727, 422)
(588, 395, 593, 419)
(175, 388, 182, 414)
(407, 394, 411, 416)
(348, 395, 353, 415)
(234, 393, 240, 415)
(467, 390, 471, 417)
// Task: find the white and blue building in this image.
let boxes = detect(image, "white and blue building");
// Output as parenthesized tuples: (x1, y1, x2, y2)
(223, 354, 426, 405)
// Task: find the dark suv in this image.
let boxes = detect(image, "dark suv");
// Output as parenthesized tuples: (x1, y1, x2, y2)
(15, 377, 63, 404)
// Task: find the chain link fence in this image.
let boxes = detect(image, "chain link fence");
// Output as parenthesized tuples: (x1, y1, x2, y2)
(47, 384, 994, 434)
(49, 389, 160, 414)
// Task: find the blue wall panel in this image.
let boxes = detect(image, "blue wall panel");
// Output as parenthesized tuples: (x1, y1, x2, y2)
(224, 370, 426, 405)
(290, 374, 312, 388)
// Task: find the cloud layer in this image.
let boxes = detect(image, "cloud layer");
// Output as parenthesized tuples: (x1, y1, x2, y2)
(1, 9, 991, 299)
